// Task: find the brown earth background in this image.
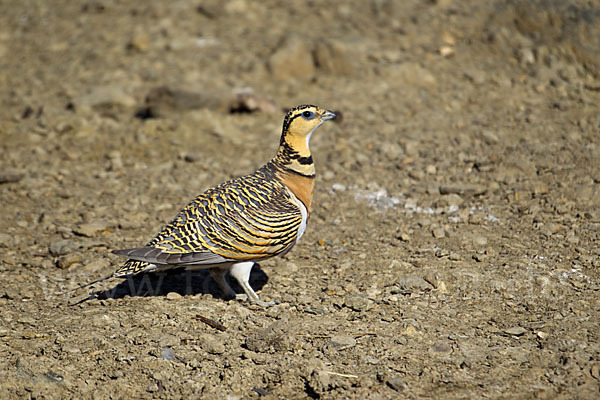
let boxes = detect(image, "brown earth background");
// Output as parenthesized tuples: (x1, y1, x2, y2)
(1, 0, 600, 398)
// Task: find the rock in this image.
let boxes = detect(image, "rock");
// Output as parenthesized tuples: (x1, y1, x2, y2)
(268, 37, 315, 80)
(313, 39, 354, 75)
(429, 342, 452, 355)
(380, 142, 403, 160)
(57, 253, 82, 269)
(532, 182, 549, 195)
(537, 331, 549, 340)
(472, 235, 488, 246)
(128, 31, 150, 52)
(307, 369, 332, 394)
(438, 194, 463, 207)
(432, 227, 445, 239)
(0, 170, 25, 184)
(387, 63, 437, 88)
(517, 47, 535, 66)
(146, 384, 159, 393)
(166, 292, 182, 300)
(396, 231, 411, 242)
(245, 322, 290, 353)
(119, 212, 150, 230)
(73, 221, 110, 237)
(141, 86, 228, 117)
(49, 239, 78, 256)
(464, 69, 486, 85)
(200, 334, 225, 355)
(394, 276, 434, 293)
(81, 258, 110, 273)
(74, 86, 136, 109)
(343, 294, 371, 311)
(386, 377, 407, 392)
(439, 183, 487, 196)
(158, 334, 179, 347)
(332, 183, 346, 192)
(480, 130, 499, 145)
(0, 233, 12, 247)
(504, 326, 527, 336)
(403, 140, 419, 156)
(327, 335, 357, 350)
(439, 45, 455, 57)
(229, 87, 276, 113)
(423, 272, 445, 290)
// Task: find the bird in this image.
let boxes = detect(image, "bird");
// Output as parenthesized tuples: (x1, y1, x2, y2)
(110, 104, 336, 307)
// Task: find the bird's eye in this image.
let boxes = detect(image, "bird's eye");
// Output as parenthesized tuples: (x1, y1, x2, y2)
(302, 110, 315, 120)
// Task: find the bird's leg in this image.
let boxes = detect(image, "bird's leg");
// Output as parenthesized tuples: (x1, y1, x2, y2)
(209, 267, 237, 299)
(229, 262, 276, 308)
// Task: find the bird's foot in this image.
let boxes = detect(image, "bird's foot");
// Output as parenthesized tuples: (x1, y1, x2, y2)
(235, 293, 278, 308)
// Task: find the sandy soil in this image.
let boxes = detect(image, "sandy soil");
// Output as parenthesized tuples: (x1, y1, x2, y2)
(1, 0, 600, 398)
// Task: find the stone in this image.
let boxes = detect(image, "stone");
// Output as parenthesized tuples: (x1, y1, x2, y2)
(438, 194, 463, 207)
(268, 37, 315, 80)
(313, 39, 354, 75)
(307, 369, 332, 394)
(343, 294, 371, 311)
(166, 292, 182, 300)
(386, 377, 407, 392)
(480, 130, 499, 145)
(429, 342, 452, 355)
(74, 86, 136, 109)
(159, 334, 179, 347)
(387, 63, 437, 88)
(128, 31, 150, 51)
(332, 183, 346, 192)
(327, 335, 357, 350)
(73, 221, 110, 237)
(432, 227, 446, 239)
(57, 253, 82, 269)
(464, 69, 486, 85)
(49, 239, 78, 256)
(0, 170, 25, 184)
(0, 233, 12, 247)
(394, 276, 434, 293)
(504, 326, 527, 336)
(201, 334, 226, 355)
(472, 235, 488, 246)
(439, 184, 487, 196)
(229, 87, 277, 113)
(245, 322, 290, 353)
(397, 232, 411, 242)
(141, 86, 228, 117)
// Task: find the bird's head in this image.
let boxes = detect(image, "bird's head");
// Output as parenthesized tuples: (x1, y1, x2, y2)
(280, 104, 336, 149)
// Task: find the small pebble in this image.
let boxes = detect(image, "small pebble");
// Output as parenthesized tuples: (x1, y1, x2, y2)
(344, 294, 370, 311)
(327, 335, 357, 350)
(387, 377, 407, 392)
(432, 227, 445, 239)
(166, 292, 182, 300)
(536, 331, 548, 340)
(74, 221, 110, 237)
(504, 326, 527, 336)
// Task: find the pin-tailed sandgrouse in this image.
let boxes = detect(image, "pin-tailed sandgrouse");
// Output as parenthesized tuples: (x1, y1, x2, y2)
(111, 105, 336, 306)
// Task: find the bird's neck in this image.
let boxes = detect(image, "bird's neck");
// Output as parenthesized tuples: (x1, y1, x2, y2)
(272, 135, 315, 178)
(271, 137, 316, 212)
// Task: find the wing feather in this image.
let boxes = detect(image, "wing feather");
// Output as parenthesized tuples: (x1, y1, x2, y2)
(113, 164, 303, 271)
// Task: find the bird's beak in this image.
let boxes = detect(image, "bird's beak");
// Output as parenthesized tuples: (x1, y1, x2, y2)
(321, 110, 336, 121)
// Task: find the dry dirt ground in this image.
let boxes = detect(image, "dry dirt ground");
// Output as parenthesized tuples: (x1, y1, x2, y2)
(1, 0, 600, 398)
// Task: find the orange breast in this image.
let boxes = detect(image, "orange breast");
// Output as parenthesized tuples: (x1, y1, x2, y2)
(279, 172, 315, 213)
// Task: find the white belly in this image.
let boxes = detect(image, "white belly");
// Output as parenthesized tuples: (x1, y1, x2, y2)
(296, 200, 308, 242)
(286, 189, 309, 243)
